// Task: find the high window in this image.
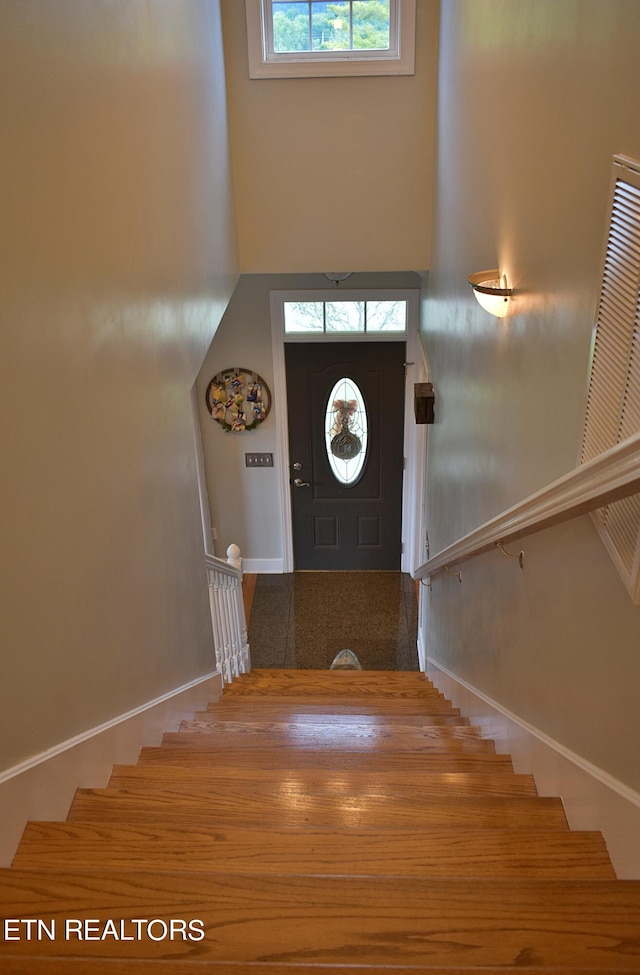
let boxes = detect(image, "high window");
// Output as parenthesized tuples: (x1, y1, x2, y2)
(245, 0, 416, 78)
(284, 297, 407, 335)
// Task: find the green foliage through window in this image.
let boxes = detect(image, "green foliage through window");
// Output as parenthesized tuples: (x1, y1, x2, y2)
(272, 1, 391, 54)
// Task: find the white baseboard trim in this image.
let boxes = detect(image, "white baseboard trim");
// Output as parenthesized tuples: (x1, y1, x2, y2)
(0, 670, 223, 867)
(427, 656, 640, 878)
(243, 558, 284, 574)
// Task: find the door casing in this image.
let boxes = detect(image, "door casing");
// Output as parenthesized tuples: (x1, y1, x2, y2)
(270, 289, 428, 574)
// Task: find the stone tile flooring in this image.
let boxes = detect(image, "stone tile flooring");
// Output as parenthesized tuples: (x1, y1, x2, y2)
(247, 572, 419, 671)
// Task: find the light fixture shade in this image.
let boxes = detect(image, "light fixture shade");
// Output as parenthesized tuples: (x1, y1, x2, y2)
(324, 272, 353, 287)
(468, 269, 513, 318)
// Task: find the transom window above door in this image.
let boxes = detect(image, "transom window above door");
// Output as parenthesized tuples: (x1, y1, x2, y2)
(245, 0, 416, 78)
(271, 290, 415, 340)
(285, 298, 406, 335)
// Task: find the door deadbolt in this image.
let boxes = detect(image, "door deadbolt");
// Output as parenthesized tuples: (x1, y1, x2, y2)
(292, 462, 303, 471)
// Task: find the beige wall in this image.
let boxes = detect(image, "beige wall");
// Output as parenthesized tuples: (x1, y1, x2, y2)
(0, 0, 238, 771)
(423, 1, 640, 792)
(220, 0, 438, 272)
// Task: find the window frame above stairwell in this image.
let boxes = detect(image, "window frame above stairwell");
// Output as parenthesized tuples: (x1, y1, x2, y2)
(245, 0, 416, 78)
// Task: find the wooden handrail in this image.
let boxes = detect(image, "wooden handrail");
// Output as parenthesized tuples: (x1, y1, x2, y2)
(415, 431, 640, 583)
(204, 554, 241, 579)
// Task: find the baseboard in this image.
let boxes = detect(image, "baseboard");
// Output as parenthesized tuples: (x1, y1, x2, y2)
(242, 558, 284, 574)
(427, 657, 640, 879)
(0, 671, 223, 867)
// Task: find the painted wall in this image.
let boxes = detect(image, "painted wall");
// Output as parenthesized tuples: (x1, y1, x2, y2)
(196, 272, 421, 565)
(220, 0, 438, 272)
(0, 0, 238, 772)
(423, 2, 640, 793)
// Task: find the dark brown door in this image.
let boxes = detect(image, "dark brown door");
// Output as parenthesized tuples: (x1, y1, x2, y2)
(285, 342, 405, 570)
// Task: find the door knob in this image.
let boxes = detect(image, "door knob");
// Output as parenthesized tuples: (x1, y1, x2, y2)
(293, 477, 311, 488)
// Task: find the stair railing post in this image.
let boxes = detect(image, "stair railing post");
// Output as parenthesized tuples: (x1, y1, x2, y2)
(205, 545, 250, 686)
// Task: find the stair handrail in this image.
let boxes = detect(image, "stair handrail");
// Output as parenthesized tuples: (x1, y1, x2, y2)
(205, 545, 250, 684)
(415, 430, 640, 584)
(204, 553, 242, 578)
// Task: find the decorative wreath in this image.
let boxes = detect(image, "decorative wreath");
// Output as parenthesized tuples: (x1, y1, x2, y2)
(205, 368, 271, 433)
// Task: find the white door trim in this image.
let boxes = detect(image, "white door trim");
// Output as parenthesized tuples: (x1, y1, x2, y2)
(270, 289, 422, 574)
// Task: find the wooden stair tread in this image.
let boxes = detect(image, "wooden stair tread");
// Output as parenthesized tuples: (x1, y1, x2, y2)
(14, 822, 614, 877)
(180, 718, 484, 738)
(223, 687, 452, 701)
(107, 764, 539, 797)
(214, 694, 462, 711)
(210, 700, 464, 716)
(1, 870, 639, 968)
(163, 728, 496, 753)
(222, 671, 450, 699)
(137, 746, 514, 772)
(0, 962, 630, 975)
(67, 789, 568, 830)
(199, 705, 471, 725)
(232, 668, 435, 681)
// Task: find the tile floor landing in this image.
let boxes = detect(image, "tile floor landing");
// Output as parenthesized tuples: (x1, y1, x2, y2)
(247, 572, 419, 671)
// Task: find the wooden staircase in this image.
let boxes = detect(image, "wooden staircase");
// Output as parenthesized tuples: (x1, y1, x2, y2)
(2, 668, 640, 973)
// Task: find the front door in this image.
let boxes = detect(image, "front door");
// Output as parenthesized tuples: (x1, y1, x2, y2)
(285, 342, 405, 570)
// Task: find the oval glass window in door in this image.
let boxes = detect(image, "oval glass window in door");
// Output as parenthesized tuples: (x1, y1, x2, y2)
(325, 377, 368, 485)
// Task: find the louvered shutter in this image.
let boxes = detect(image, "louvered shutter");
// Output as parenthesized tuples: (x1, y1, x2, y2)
(581, 155, 640, 602)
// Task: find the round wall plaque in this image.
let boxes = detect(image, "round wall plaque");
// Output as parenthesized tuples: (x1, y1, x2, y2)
(205, 368, 271, 432)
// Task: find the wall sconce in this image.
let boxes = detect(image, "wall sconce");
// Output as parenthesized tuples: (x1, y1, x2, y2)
(467, 270, 513, 318)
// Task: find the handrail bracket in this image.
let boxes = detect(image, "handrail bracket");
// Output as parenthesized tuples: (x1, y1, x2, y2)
(497, 541, 525, 569)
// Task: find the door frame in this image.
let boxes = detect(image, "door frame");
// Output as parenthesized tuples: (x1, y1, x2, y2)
(270, 289, 428, 574)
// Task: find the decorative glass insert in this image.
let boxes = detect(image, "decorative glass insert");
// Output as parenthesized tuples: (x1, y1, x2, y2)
(284, 298, 406, 334)
(325, 377, 368, 485)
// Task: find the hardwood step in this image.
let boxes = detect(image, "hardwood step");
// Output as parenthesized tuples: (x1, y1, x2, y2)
(137, 746, 515, 773)
(180, 718, 484, 740)
(215, 694, 462, 712)
(199, 705, 471, 725)
(1, 870, 639, 968)
(209, 699, 464, 717)
(231, 668, 436, 683)
(13, 822, 614, 878)
(0, 961, 628, 975)
(107, 764, 539, 797)
(67, 789, 568, 830)
(222, 670, 450, 699)
(163, 728, 496, 754)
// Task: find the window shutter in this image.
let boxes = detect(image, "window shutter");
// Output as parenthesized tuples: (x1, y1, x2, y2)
(581, 155, 640, 602)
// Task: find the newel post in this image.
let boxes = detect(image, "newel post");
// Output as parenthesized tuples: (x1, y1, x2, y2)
(226, 543, 243, 578)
